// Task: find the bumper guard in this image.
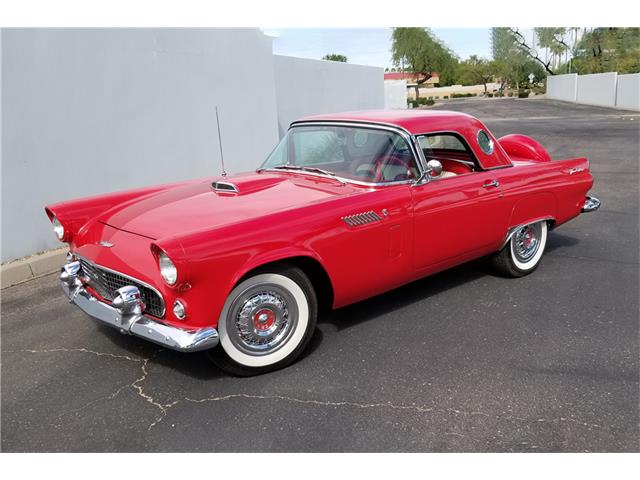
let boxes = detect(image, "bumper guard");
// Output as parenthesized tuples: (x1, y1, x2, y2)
(60, 261, 218, 352)
(582, 196, 601, 213)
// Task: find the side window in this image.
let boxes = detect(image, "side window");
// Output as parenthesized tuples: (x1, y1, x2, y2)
(418, 134, 466, 152)
(417, 133, 479, 177)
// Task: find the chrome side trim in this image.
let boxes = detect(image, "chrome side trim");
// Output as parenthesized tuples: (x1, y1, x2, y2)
(60, 264, 218, 352)
(213, 181, 239, 193)
(582, 196, 601, 213)
(342, 211, 382, 227)
(76, 254, 166, 318)
(499, 216, 555, 250)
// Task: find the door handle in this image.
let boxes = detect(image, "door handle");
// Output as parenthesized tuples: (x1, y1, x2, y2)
(482, 179, 500, 188)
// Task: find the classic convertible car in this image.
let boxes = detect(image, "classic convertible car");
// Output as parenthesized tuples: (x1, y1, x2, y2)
(46, 110, 600, 375)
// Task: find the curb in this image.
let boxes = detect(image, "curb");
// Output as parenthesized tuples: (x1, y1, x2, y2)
(1, 248, 67, 289)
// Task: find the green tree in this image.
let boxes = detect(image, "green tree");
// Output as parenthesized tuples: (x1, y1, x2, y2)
(457, 55, 495, 94)
(491, 28, 530, 89)
(572, 28, 640, 74)
(391, 27, 457, 98)
(322, 53, 347, 62)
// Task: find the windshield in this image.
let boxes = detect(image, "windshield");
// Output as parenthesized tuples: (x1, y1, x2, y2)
(260, 125, 419, 183)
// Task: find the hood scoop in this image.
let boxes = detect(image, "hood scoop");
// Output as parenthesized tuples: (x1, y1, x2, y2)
(212, 180, 239, 194)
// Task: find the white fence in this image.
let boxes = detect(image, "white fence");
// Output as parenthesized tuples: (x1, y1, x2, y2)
(616, 74, 640, 111)
(384, 80, 407, 109)
(547, 72, 639, 111)
(1, 29, 384, 262)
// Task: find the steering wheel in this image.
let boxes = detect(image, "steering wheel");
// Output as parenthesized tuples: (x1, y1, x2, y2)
(374, 155, 413, 182)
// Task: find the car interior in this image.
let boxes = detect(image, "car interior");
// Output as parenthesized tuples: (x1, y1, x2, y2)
(417, 134, 477, 179)
(264, 126, 481, 184)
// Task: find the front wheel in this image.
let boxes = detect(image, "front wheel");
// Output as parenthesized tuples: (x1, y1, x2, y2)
(207, 265, 317, 376)
(491, 220, 548, 277)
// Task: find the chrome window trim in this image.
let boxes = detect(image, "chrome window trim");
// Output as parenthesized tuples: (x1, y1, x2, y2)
(264, 121, 425, 187)
(76, 254, 166, 317)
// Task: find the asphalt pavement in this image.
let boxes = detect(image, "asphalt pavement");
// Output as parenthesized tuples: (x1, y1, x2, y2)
(2, 98, 638, 452)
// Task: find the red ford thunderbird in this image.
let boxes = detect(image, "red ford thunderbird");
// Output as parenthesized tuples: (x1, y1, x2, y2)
(46, 110, 600, 375)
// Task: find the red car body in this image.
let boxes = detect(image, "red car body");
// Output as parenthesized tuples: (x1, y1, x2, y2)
(46, 110, 598, 368)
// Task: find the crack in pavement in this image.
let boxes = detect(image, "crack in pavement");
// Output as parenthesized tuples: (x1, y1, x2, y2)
(183, 393, 602, 430)
(5, 347, 173, 430)
(6, 347, 604, 432)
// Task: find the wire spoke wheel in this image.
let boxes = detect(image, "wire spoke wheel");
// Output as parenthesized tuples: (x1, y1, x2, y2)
(209, 266, 318, 376)
(491, 220, 548, 277)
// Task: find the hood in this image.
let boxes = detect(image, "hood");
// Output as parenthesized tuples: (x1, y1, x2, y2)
(97, 172, 359, 240)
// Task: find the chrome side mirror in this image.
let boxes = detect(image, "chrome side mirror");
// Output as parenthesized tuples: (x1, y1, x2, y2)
(426, 159, 443, 177)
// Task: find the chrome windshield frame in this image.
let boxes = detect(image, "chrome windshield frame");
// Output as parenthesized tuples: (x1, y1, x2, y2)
(259, 120, 427, 188)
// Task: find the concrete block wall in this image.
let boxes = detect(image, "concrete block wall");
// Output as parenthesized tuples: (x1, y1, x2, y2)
(616, 73, 640, 111)
(384, 80, 407, 109)
(1, 29, 385, 263)
(547, 71, 639, 111)
(576, 72, 618, 108)
(546, 73, 578, 102)
(273, 55, 383, 137)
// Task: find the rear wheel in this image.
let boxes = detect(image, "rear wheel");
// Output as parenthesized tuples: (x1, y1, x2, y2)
(491, 220, 548, 277)
(207, 265, 317, 376)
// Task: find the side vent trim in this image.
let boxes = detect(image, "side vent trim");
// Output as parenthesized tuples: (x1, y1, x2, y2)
(342, 211, 382, 227)
(212, 181, 239, 193)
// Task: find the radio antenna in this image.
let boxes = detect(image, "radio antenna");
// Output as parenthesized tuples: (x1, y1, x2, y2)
(215, 106, 227, 177)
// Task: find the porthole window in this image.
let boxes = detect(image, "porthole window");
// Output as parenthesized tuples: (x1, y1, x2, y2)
(477, 130, 494, 155)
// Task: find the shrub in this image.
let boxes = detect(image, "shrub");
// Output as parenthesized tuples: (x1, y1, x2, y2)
(407, 99, 418, 108)
(451, 93, 474, 98)
(487, 93, 493, 98)
(443, 95, 449, 99)
(518, 91, 529, 98)
(425, 99, 435, 106)
(507, 92, 513, 97)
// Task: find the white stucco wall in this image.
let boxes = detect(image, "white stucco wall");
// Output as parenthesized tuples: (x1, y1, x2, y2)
(384, 80, 407, 109)
(1, 30, 386, 263)
(273, 55, 384, 136)
(546, 73, 578, 102)
(576, 72, 618, 108)
(1, 28, 280, 262)
(616, 73, 640, 111)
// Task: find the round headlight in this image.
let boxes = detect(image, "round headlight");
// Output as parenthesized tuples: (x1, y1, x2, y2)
(158, 252, 177, 285)
(52, 217, 65, 240)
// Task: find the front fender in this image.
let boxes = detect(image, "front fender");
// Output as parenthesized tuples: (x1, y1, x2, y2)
(229, 247, 327, 291)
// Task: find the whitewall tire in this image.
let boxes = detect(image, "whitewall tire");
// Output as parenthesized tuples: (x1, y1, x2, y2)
(208, 265, 317, 376)
(491, 220, 548, 277)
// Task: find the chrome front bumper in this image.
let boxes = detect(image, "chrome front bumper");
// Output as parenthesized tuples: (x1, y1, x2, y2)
(582, 196, 601, 213)
(60, 261, 218, 352)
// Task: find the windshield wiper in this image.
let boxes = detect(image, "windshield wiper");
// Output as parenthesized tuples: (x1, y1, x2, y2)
(268, 165, 345, 183)
(272, 165, 336, 176)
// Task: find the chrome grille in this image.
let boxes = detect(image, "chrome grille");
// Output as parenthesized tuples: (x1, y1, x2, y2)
(79, 258, 165, 318)
(342, 211, 382, 227)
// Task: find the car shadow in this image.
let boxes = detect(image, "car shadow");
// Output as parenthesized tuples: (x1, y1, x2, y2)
(97, 230, 581, 378)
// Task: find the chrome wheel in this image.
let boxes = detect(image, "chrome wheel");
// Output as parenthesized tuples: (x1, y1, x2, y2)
(229, 287, 298, 355)
(512, 223, 542, 262)
(214, 268, 317, 374)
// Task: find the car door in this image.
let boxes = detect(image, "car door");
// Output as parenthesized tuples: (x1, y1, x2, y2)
(411, 170, 509, 271)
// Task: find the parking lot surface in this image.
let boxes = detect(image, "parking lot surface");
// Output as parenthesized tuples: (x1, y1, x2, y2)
(2, 99, 638, 452)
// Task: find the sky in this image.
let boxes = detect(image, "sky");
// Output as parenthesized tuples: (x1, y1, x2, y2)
(262, 28, 493, 68)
